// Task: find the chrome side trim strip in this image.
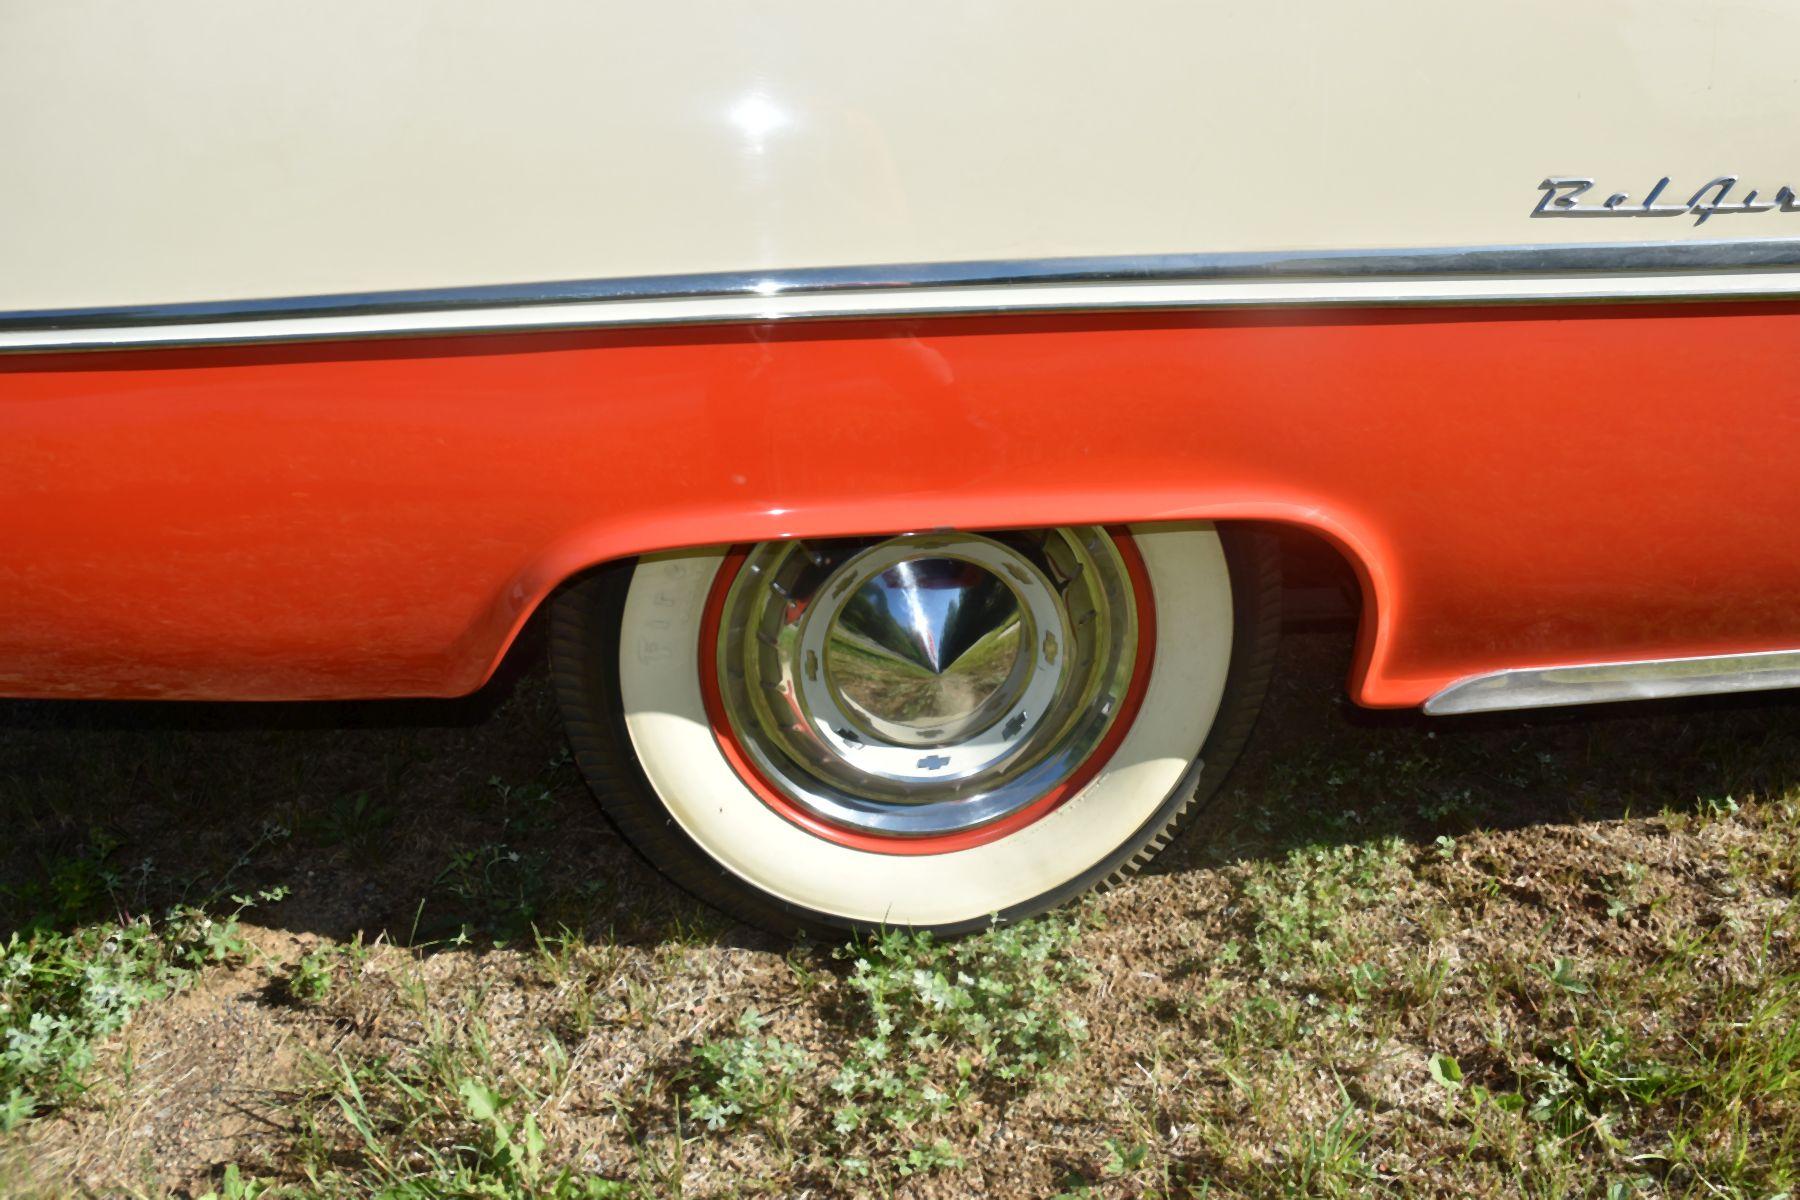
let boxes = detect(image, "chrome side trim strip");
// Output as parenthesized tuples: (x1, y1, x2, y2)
(1423, 649, 1800, 716)
(5, 237, 1800, 353)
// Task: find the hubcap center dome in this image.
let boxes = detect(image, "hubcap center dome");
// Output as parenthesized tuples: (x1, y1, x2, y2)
(824, 556, 1028, 747)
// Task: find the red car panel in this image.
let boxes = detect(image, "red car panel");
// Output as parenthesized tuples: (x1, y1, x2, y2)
(4, 301, 1796, 706)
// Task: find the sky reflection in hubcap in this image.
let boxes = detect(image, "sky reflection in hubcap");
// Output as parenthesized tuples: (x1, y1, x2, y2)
(826, 557, 1027, 747)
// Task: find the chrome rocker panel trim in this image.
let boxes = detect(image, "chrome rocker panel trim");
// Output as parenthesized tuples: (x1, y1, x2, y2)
(1424, 649, 1800, 716)
(5, 237, 1800, 353)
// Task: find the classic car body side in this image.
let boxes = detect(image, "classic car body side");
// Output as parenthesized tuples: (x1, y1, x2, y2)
(7, 0, 1800, 717)
(5, 299, 1798, 708)
(10, 0, 1800, 928)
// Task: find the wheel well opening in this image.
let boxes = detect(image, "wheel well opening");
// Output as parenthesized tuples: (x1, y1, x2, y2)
(490, 519, 1374, 702)
(1263, 522, 1363, 628)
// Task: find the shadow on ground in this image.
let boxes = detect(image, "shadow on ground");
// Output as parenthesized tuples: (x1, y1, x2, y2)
(3, 618, 1799, 950)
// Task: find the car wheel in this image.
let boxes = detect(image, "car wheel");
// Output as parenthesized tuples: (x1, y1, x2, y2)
(551, 522, 1279, 937)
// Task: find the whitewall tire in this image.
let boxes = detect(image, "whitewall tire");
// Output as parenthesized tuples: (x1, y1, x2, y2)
(551, 523, 1279, 936)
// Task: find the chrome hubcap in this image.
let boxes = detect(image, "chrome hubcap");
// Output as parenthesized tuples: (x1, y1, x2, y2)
(827, 556, 1028, 748)
(713, 528, 1140, 838)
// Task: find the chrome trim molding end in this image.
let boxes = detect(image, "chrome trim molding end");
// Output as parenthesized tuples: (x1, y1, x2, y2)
(5, 236, 1800, 353)
(1423, 648, 1800, 716)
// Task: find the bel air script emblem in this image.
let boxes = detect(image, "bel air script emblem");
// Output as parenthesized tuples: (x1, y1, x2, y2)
(1534, 175, 1800, 224)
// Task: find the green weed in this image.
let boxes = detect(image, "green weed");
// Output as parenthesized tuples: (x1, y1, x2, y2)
(1241, 837, 1410, 978)
(822, 915, 1088, 1173)
(684, 1007, 811, 1135)
(0, 887, 282, 1126)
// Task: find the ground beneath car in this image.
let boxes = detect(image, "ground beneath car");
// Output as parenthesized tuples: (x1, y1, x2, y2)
(0, 628, 1795, 1198)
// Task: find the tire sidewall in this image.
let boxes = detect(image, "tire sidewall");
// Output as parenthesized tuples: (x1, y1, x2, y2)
(611, 523, 1233, 931)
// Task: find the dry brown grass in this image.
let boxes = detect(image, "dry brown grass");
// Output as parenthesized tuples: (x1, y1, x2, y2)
(0, 628, 1796, 1198)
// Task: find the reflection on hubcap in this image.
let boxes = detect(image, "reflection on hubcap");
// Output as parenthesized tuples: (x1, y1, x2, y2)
(828, 558, 1028, 748)
(712, 528, 1140, 838)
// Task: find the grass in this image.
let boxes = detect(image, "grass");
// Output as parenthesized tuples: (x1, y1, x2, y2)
(683, 1007, 812, 1137)
(0, 830, 285, 1134)
(0, 629, 1797, 1197)
(820, 917, 1091, 1176)
(264, 917, 1093, 1195)
(298, 1031, 645, 1197)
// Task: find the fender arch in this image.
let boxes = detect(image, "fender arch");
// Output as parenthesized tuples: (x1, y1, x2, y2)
(469, 494, 1404, 708)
